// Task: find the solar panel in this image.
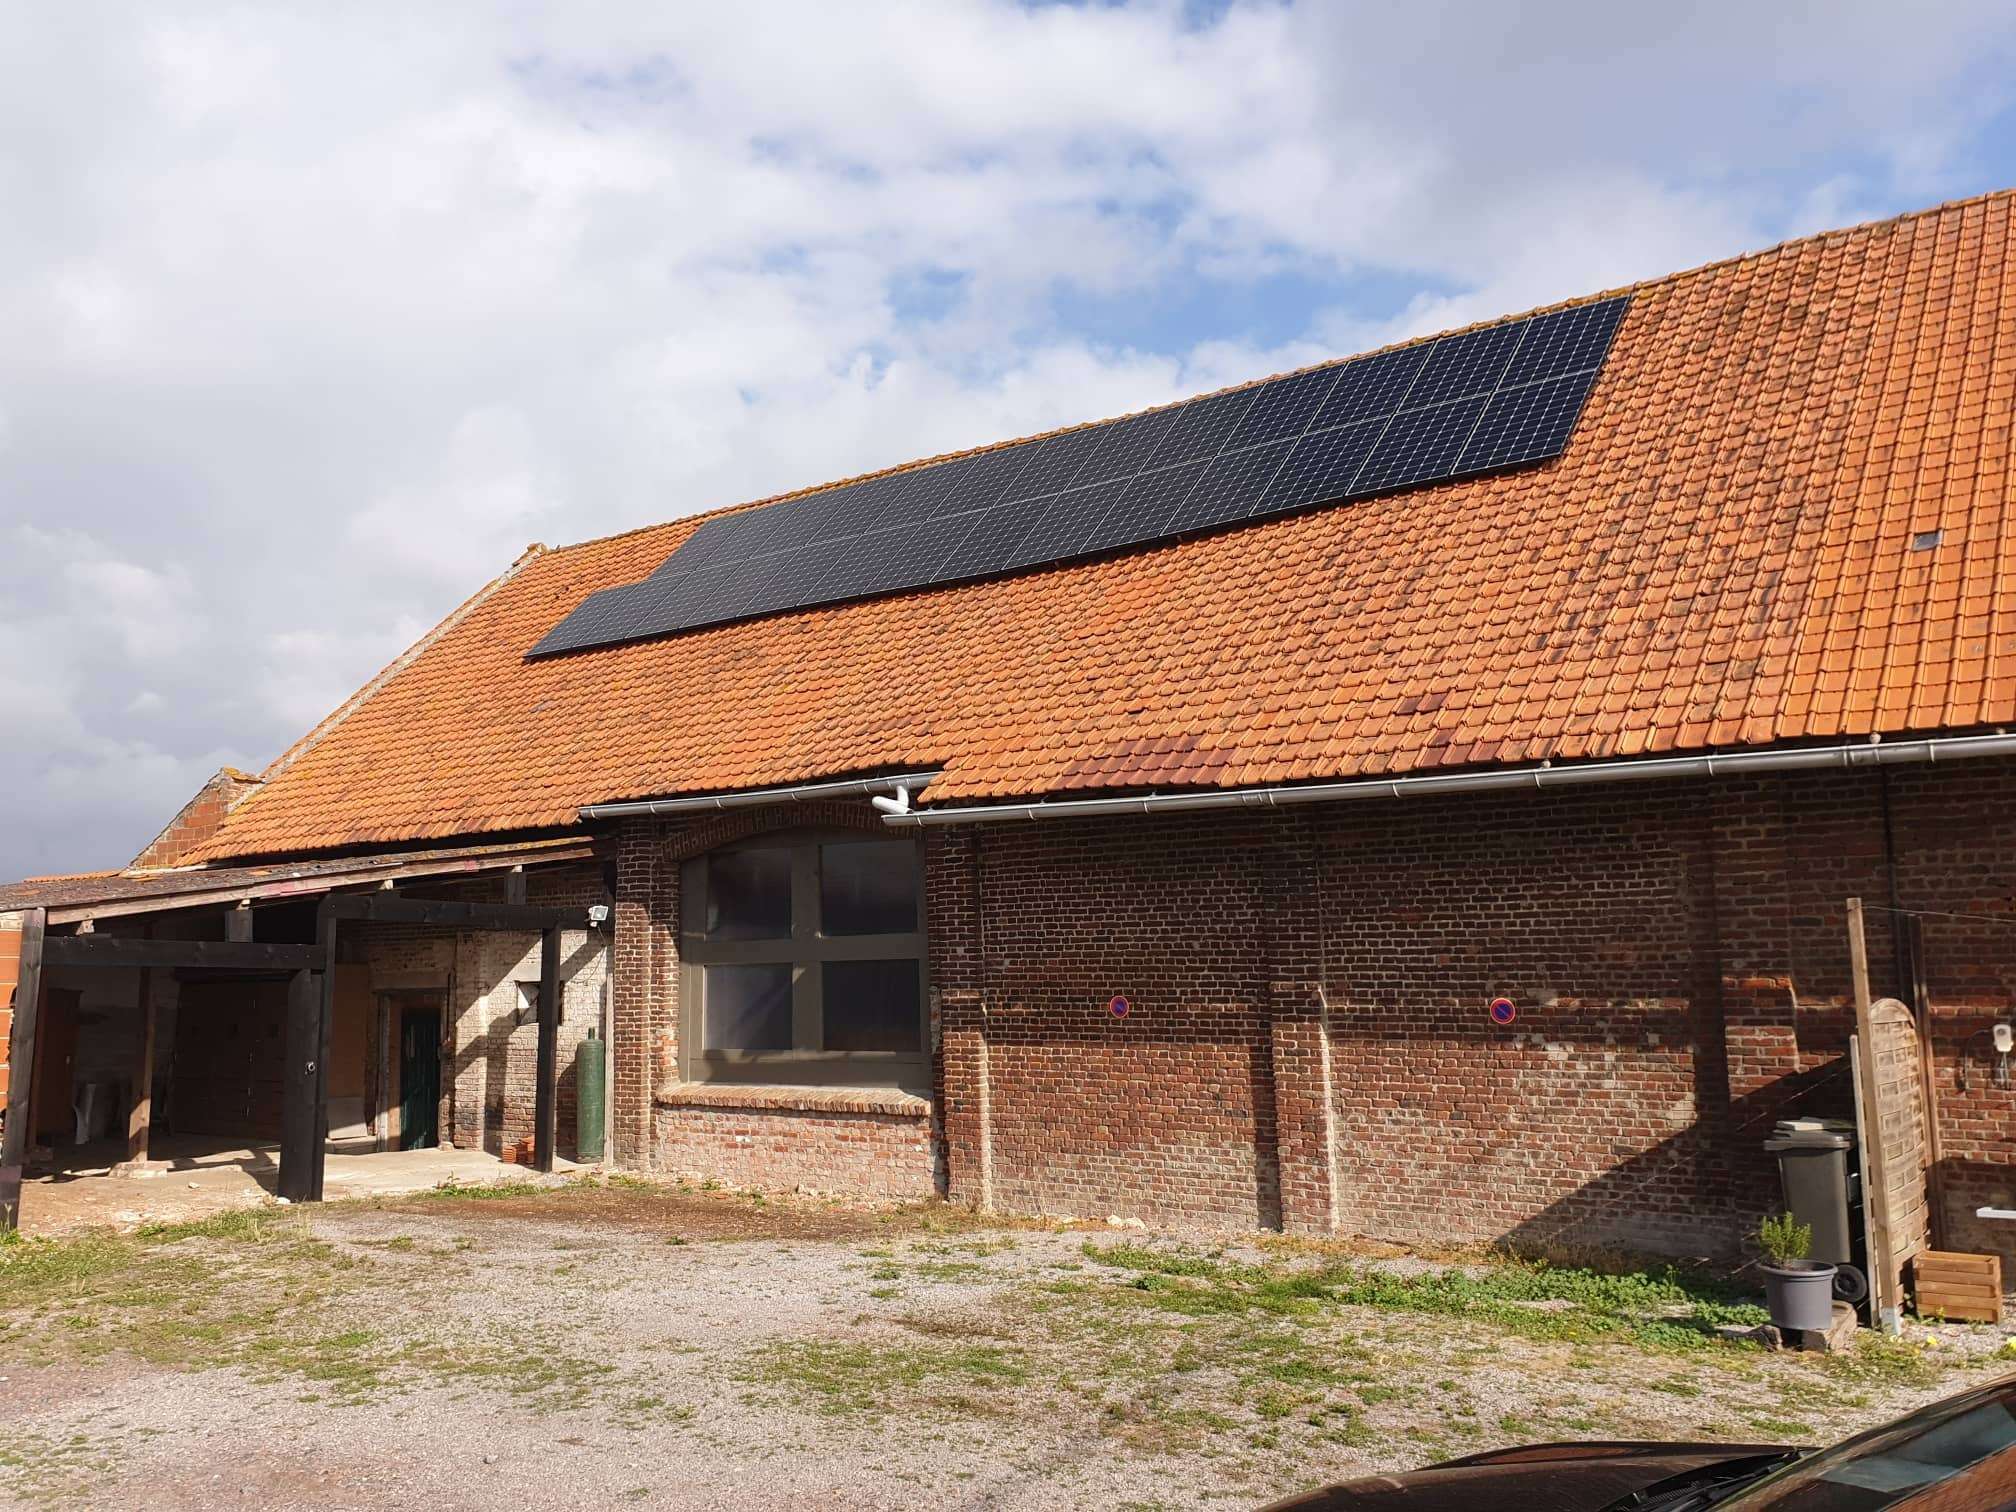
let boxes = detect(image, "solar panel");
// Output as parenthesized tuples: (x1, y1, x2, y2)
(1404, 323, 1521, 407)
(1352, 396, 1489, 495)
(528, 294, 1629, 656)
(1004, 427, 1108, 502)
(1016, 477, 1131, 565)
(1165, 440, 1292, 536)
(1149, 387, 1258, 469)
(934, 502, 1038, 581)
(1074, 407, 1181, 485)
(1312, 345, 1429, 430)
(1226, 367, 1340, 450)
(1082, 459, 1207, 554)
(1458, 372, 1593, 473)
(1261, 419, 1387, 515)
(1501, 298, 1628, 385)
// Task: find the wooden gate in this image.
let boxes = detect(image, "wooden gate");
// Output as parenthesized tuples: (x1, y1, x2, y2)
(1848, 898, 1934, 1328)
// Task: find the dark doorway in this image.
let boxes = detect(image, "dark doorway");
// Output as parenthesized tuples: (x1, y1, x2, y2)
(31, 989, 81, 1143)
(398, 1008, 440, 1151)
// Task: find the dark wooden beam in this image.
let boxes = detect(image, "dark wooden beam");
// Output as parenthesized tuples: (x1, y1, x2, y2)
(277, 967, 319, 1203)
(41, 937, 321, 972)
(126, 964, 156, 1165)
(45, 840, 599, 926)
(533, 923, 560, 1173)
(325, 895, 590, 932)
(314, 913, 335, 1203)
(2, 908, 48, 1229)
(504, 866, 527, 907)
(224, 903, 253, 943)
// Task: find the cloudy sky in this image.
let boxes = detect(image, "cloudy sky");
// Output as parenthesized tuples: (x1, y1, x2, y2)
(2, 1, 2015, 880)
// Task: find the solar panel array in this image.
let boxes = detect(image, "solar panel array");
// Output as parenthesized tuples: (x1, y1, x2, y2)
(531, 295, 1629, 657)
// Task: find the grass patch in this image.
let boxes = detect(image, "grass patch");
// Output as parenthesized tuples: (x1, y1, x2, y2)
(738, 1338, 1029, 1418)
(0, 1210, 666, 1420)
(1080, 1243, 1769, 1351)
(399, 1177, 551, 1202)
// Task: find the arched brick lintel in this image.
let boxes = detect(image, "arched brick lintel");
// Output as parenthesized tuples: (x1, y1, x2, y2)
(662, 798, 889, 863)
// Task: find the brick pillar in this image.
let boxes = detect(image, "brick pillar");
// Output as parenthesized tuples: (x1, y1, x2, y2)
(927, 827, 988, 1209)
(1262, 812, 1339, 1235)
(610, 818, 671, 1166)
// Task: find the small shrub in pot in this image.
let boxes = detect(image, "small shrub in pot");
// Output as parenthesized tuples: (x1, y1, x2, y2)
(1758, 1211, 1837, 1333)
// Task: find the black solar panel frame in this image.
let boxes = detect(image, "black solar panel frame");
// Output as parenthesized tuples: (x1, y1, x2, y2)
(528, 296, 1629, 655)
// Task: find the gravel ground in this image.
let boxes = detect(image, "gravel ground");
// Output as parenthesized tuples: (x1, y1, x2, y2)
(1, 1179, 2010, 1510)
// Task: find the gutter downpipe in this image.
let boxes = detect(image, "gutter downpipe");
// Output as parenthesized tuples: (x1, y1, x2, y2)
(878, 734, 2016, 828)
(580, 770, 942, 822)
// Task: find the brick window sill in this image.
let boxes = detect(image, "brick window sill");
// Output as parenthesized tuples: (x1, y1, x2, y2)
(655, 1082, 933, 1118)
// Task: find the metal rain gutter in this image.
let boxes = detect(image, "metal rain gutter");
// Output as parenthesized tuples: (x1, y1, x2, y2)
(878, 734, 2016, 828)
(580, 770, 943, 821)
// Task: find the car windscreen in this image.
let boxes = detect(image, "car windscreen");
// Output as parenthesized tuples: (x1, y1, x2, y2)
(1719, 1378, 2016, 1509)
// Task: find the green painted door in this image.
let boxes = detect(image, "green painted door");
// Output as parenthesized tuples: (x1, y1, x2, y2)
(398, 1008, 440, 1151)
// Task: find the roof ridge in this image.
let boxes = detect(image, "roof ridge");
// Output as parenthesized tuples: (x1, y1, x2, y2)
(533, 183, 2016, 564)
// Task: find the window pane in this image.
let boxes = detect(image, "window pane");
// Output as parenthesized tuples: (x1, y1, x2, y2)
(822, 959, 921, 1052)
(707, 847, 792, 939)
(820, 840, 918, 935)
(703, 964, 792, 1050)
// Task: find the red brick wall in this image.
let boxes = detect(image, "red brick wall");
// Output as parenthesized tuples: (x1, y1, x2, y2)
(1317, 781, 1731, 1254)
(942, 812, 1277, 1228)
(650, 1097, 934, 1198)
(603, 760, 2016, 1259)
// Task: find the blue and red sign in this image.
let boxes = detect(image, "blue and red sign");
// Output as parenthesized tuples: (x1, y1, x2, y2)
(1109, 995, 1131, 1018)
(1489, 996, 1517, 1026)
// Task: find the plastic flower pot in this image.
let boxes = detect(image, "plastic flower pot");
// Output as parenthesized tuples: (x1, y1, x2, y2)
(1763, 1260, 1839, 1333)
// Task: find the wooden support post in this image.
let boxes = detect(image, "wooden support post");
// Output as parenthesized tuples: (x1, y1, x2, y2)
(125, 965, 156, 1164)
(533, 924, 559, 1173)
(1, 909, 48, 1232)
(312, 907, 336, 1202)
(505, 866, 527, 907)
(278, 968, 320, 1202)
(278, 904, 338, 1204)
(1848, 898, 1901, 1333)
(225, 901, 253, 943)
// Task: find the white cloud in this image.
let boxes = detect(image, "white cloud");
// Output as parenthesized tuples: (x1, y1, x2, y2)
(0, 0, 2012, 876)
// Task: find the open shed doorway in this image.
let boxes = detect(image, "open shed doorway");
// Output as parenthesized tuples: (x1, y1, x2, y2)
(374, 991, 443, 1153)
(399, 1005, 440, 1150)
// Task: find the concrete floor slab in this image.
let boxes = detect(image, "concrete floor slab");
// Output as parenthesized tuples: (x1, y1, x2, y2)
(18, 1135, 575, 1235)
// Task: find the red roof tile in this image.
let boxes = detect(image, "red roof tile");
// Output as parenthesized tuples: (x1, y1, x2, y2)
(189, 188, 2016, 862)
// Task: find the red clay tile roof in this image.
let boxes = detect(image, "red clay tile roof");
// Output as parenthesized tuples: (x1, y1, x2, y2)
(188, 188, 2016, 863)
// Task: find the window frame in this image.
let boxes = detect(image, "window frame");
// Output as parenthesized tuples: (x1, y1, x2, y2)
(677, 828, 929, 1090)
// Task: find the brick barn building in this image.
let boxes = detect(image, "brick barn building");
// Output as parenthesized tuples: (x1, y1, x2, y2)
(8, 190, 2016, 1266)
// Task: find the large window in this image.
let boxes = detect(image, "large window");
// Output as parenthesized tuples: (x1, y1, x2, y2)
(679, 831, 927, 1088)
